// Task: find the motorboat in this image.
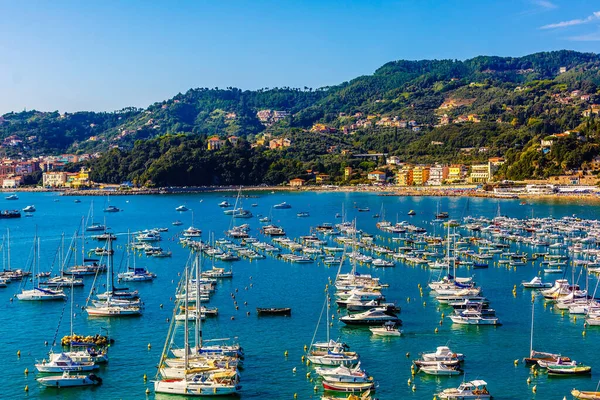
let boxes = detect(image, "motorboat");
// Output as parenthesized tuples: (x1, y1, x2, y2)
(35, 353, 99, 373)
(118, 267, 156, 282)
(449, 309, 500, 325)
(37, 371, 102, 387)
(314, 363, 371, 383)
(418, 362, 462, 376)
(86, 223, 106, 232)
(437, 380, 491, 399)
(5, 194, 18, 200)
(23, 205, 36, 212)
(104, 205, 120, 212)
(421, 346, 465, 362)
(369, 321, 402, 336)
(176, 205, 188, 212)
(407, 210, 416, 215)
(172, 220, 183, 226)
(218, 201, 231, 207)
(183, 227, 202, 237)
(521, 276, 552, 288)
(273, 202, 292, 209)
(340, 308, 401, 326)
(372, 258, 394, 267)
(297, 211, 309, 217)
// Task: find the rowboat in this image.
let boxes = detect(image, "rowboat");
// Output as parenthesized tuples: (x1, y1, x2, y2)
(547, 363, 592, 375)
(418, 362, 462, 376)
(256, 307, 291, 316)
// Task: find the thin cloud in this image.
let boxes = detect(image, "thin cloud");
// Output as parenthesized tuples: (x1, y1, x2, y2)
(568, 29, 600, 41)
(541, 11, 600, 29)
(532, 0, 557, 10)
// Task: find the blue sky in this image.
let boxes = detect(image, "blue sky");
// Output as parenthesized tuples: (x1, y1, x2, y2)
(0, 0, 599, 114)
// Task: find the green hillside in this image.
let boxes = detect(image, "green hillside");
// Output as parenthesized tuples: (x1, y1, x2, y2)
(4, 50, 600, 185)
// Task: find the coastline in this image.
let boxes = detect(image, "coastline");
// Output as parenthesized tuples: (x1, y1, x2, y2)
(1, 185, 599, 202)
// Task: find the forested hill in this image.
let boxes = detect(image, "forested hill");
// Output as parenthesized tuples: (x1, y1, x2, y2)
(4, 50, 600, 184)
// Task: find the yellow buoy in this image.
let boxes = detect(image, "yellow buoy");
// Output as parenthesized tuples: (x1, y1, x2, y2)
(17, 350, 21, 357)
(407, 378, 412, 385)
(143, 374, 147, 381)
(532, 384, 537, 393)
(441, 312, 445, 318)
(294, 394, 298, 399)
(284, 350, 288, 357)
(423, 301, 426, 307)
(306, 372, 311, 379)
(147, 343, 151, 350)
(24, 386, 28, 392)
(583, 330, 587, 336)
(24, 368, 28, 375)
(301, 355, 305, 362)
(406, 352, 410, 358)
(303, 345, 307, 351)
(412, 384, 416, 392)
(314, 385, 318, 392)
(514, 359, 519, 366)
(292, 367, 297, 373)
(435, 327, 439, 333)
(527, 377, 531, 384)
(146, 388, 150, 395)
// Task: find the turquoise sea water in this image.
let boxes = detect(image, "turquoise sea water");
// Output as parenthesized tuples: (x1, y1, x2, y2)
(2, 191, 600, 400)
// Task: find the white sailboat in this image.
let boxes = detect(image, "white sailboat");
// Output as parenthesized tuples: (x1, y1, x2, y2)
(86, 238, 142, 317)
(17, 233, 67, 301)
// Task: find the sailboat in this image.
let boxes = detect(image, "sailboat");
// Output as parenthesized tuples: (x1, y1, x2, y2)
(524, 294, 570, 365)
(307, 293, 359, 367)
(86, 201, 106, 231)
(17, 232, 67, 301)
(103, 193, 120, 212)
(41, 232, 84, 288)
(154, 258, 241, 396)
(183, 211, 202, 238)
(86, 238, 142, 317)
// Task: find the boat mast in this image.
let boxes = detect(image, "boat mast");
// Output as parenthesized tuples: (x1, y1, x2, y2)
(446, 223, 451, 277)
(530, 294, 535, 357)
(184, 266, 190, 370)
(107, 238, 113, 302)
(195, 251, 202, 351)
(7, 228, 10, 272)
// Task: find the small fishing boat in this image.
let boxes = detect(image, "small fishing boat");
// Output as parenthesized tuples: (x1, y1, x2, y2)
(572, 389, 600, 399)
(37, 371, 102, 388)
(172, 220, 183, 226)
(522, 276, 552, 288)
(369, 321, 402, 337)
(104, 205, 120, 212)
(175, 205, 188, 212)
(547, 362, 592, 376)
(297, 211, 310, 217)
(357, 207, 370, 212)
(322, 380, 375, 393)
(74, 199, 81, 203)
(23, 205, 36, 212)
(256, 307, 291, 316)
(437, 380, 491, 399)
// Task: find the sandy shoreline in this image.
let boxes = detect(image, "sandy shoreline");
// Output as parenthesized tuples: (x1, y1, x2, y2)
(1, 185, 599, 202)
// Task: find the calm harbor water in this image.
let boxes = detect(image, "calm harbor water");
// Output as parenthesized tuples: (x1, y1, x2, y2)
(2, 191, 600, 400)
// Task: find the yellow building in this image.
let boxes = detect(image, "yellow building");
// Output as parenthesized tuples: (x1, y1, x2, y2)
(448, 164, 468, 182)
(412, 166, 430, 186)
(289, 178, 305, 187)
(207, 136, 226, 150)
(396, 167, 413, 186)
(316, 174, 330, 184)
(344, 167, 353, 180)
(65, 167, 91, 188)
(469, 164, 491, 183)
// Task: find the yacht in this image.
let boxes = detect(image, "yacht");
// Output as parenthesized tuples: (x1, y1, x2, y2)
(273, 202, 292, 209)
(37, 371, 102, 388)
(340, 308, 401, 325)
(35, 353, 99, 373)
(23, 205, 36, 212)
(176, 205, 188, 212)
(5, 194, 18, 200)
(218, 201, 231, 207)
